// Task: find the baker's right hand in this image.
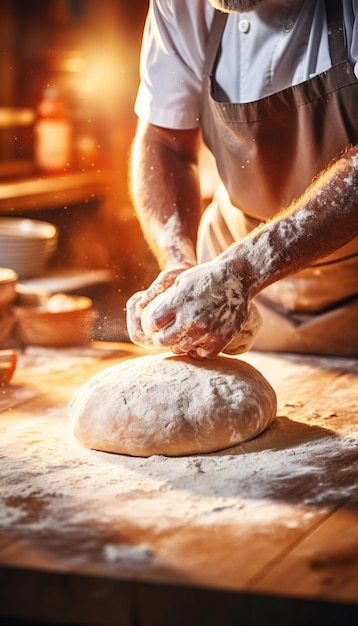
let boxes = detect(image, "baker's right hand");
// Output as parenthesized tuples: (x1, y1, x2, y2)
(126, 263, 195, 349)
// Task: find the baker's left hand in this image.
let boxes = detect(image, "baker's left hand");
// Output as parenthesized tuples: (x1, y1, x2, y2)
(125, 262, 195, 350)
(142, 259, 250, 359)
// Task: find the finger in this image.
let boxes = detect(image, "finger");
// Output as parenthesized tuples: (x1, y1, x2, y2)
(126, 295, 140, 331)
(140, 282, 166, 310)
(177, 340, 221, 360)
(150, 319, 178, 347)
(126, 293, 157, 349)
(128, 321, 158, 349)
(126, 291, 147, 318)
(126, 313, 151, 347)
(139, 270, 179, 310)
(169, 344, 207, 360)
(170, 345, 187, 355)
(140, 263, 196, 311)
(149, 307, 176, 332)
(173, 338, 222, 360)
(152, 321, 224, 359)
(171, 324, 227, 359)
(187, 349, 210, 360)
(141, 291, 177, 339)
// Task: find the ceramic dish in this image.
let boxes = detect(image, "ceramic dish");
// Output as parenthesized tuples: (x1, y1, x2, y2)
(14, 294, 97, 346)
(0, 218, 58, 278)
(0, 267, 18, 310)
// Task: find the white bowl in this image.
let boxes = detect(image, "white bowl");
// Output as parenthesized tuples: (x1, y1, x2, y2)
(0, 218, 58, 278)
(0, 217, 57, 239)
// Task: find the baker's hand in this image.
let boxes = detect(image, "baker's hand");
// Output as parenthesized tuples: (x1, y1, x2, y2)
(126, 263, 195, 349)
(141, 259, 251, 359)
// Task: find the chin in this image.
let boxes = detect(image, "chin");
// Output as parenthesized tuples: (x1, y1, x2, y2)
(208, 0, 267, 12)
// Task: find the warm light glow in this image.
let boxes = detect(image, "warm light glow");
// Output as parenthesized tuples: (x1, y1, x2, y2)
(64, 56, 85, 73)
(77, 45, 125, 105)
(0, 108, 35, 128)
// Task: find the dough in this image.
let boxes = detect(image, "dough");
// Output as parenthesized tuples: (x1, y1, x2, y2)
(223, 302, 262, 355)
(68, 353, 277, 457)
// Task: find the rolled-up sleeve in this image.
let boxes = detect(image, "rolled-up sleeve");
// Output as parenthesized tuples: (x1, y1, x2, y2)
(134, 0, 358, 125)
(134, 0, 212, 129)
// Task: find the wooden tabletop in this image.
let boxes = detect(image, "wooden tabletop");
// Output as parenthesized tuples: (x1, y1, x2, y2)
(0, 342, 357, 626)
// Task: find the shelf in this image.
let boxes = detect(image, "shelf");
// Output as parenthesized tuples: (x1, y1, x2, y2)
(18, 267, 114, 295)
(0, 107, 35, 128)
(0, 168, 113, 213)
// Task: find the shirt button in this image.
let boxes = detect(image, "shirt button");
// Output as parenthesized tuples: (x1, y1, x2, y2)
(283, 19, 295, 32)
(238, 19, 250, 34)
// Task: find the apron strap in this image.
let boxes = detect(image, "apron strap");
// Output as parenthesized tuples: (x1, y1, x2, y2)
(203, 1, 347, 78)
(326, 0, 347, 65)
(202, 11, 227, 77)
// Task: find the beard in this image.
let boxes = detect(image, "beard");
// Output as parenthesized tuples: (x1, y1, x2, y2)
(208, 0, 268, 12)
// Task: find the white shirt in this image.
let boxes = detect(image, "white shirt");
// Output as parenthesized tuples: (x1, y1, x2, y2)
(135, 0, 358, 129)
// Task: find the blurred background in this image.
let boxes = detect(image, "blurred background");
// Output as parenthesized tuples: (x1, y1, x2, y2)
(0, 0, 161, 343)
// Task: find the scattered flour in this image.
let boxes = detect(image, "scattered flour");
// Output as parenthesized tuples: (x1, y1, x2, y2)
(0, 347, 357, 585)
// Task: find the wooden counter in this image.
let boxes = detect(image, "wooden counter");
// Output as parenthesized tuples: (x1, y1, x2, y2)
(0, 343, 357, 625)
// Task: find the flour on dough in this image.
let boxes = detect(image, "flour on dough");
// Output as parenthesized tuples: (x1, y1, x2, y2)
(223, 302, 262, 354)
(68, 353, 277, 457)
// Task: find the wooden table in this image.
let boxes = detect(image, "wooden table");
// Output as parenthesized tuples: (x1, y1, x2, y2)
(0, 343, 357, 626)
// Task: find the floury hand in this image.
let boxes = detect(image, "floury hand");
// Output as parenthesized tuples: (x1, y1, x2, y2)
(126, 262, 195, 350)
(141, 259, 251, 359)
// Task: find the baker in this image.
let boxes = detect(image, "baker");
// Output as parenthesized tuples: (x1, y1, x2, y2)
(126, 0, 358, 359)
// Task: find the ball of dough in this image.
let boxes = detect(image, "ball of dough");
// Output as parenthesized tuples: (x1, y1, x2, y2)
(223, 302, 262, 355)
(68, 353, 277, 457)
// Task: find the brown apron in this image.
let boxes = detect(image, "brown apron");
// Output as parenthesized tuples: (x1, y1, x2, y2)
(198, 0, 358, 356)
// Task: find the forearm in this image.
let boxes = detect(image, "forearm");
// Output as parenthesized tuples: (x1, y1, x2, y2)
(224, 144, 358, 298)
(130, 121, 202, 269)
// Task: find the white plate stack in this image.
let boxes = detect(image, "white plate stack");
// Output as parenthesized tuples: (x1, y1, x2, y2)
(0, 218, 58, 278)
(0, 267, 18, 348)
